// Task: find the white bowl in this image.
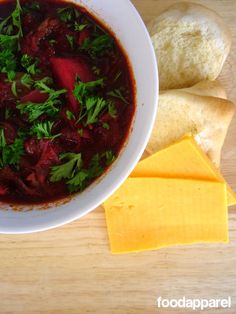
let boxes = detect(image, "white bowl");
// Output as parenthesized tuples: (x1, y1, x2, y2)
(0, 0, 158, 234)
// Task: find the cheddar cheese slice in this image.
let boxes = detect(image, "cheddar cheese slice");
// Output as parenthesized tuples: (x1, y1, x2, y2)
(131, 136, 236, 206)
(104, 178, 228, 254)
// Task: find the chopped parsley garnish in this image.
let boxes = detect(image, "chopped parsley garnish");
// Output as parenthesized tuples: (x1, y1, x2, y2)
(21, 73, 34, 89)
(73, 77, 104, 103)
(50, 153, 83, 182)
(92, 66, 101, 76)
(11, 80, 17, 96)
(108, 100, 117, 118)
(0, 0, 23, 83)
(57, 7, 80, 23)
(102, 122, 110, 130)
(81, 34, 114, 57)
(73, 77, 117, 124)
(74, 22, 87, 32)
(66, 110, 75, 121)
(34, 76, 53, 92)
(104, 150, 115, 166)
(21, 54, 40, 75)
(17, 87, 67, 122)
(0, 49, 17, 81)
(50, 151, 115, 192)
(5, 108, 12, 120)
(66, 34, 75, 49)
(107, 88, 129, 104)
(0, 128, 24, 169)
(31, 121, 61, 140)
(23, 1, 40, 13)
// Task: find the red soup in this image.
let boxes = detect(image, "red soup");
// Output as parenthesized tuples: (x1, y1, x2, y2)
(0, 0, 135, 205)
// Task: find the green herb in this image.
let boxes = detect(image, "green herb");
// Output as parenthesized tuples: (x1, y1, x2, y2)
(108, 100, 117, 118)
(49, 39, 56, 46)
(34, 76, 53, 92)
(73, 77, 118, 124)
(0, 49, 17, 81)
(66, 110, 75, 121)
(74, 22, 87, 32)
(21, 73, 34, 89)
(57, 7, 80, 23)
(0, 0, 23, 55)
(81, 34, 114, 57)
(88, 153, 104, 178)
(11, 80, 17, 96)
(102, 122, 110, 130)
(107, 88, 129, 104)
(21, 54, 40, 75)
(77, 128, 83, 136)
(31, 121, 61, 140)
(50, 153, 83, 182)
(85, 97, 107, 125)
(67, 153, 104, 192)
(73, 77, 104, 124)
(12, 0, 23, 38)
(67, 170, 88, 192)
(104, 150, 115, 165)
(23, 1, 40, 12)
(0, 15, 12, 35)
(114, 71, 122, 82)
(73, 77, 104, 103)
(50, 150, 115, 193)
(5, 108, 12, 120)
(92, 66, 101, 76)
(0, 128, 24, 169)
(66, 35, 74, 49)
(0, 128, 6, 148)
(17, 88, 67, 122)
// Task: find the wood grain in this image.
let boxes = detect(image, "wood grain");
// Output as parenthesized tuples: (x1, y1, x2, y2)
(0, 1, 235, 313)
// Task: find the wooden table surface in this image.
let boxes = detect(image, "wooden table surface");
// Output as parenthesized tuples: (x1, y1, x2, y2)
(0, 1, 236, 313)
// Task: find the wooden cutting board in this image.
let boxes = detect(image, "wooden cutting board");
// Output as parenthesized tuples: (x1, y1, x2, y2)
(0, 1, 235, 313)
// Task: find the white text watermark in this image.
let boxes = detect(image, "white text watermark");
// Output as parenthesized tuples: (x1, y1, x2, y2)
(156, 296, 231, 310)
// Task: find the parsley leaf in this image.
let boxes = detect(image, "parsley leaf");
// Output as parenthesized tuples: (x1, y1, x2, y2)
(0, 49, 17, 81)
(0, 128, 24, 169)
(104, 150, 115, 165)
(21, 73, 34, 89)
(0, 128, 6, 148)
(73, 77, 118, 124)
(73, 77, 104, 103)
(23, 1, 40, 13)
(21, 54, 40, 75)
(74, 22, 87, 32)
(107, 88, 129, 104)
(34, 76, 53, 92)
(11, 80, 17, 96)
(66, 110, 75, 121)
(66, 34, 74, 49)
(31, 121, 61, 140)
(5, 108, 12, 120)
(50, 153, 83, 182)
(81, 34, 114, 57)
(57, 7, 80, 23)
(67, 170, 88, 192)
(50, 150, 115, 193)
(17, 88, 67, 122)
(108, 100, 117, 118)
(12, 0, 23, 38)
(85, 97, 107, 125)
(102, 122, 110, 130)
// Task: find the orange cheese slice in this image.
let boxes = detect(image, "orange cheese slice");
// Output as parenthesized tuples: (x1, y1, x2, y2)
(131, 136, 236, 206)
(104, 178, 228, 254)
